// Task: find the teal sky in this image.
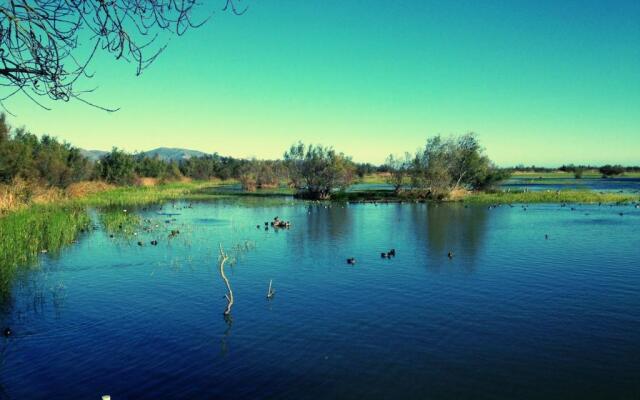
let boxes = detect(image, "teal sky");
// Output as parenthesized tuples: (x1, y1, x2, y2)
(5, 0, 640, 166)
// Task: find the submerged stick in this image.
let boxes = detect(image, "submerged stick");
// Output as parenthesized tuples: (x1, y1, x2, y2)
(267, 279, 275, 299)
(219, 244, 234, 315)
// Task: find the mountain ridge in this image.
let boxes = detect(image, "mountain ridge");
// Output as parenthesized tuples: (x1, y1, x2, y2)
(80, 147, 209, 162)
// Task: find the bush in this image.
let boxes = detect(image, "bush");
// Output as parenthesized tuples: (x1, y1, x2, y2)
(284, 142, 355, 199)
(99, 148, 136, 185)
(599, 164, 624, 178)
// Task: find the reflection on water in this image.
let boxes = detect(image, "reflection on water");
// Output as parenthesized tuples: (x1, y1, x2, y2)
(0, 200, 639, 399)
(421, 203, 488, 264)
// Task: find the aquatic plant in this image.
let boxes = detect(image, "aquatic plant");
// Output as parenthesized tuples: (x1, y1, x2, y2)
(0, 205, 89, 301)
(99, 208, 143, 238)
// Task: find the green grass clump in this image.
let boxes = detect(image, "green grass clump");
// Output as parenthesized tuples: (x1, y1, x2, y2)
(100, 208, 143, 238)
(0, 205, 90, 300)
(464, 190, 639, 204)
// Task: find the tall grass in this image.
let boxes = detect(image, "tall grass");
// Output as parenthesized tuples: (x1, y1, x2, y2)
(75, 181, 227, 208)
(0, 205, 90, 300)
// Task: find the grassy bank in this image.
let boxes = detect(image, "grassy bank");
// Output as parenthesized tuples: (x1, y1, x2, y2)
(75, 181, 223, 208)
(511, 171, 640, 179)
(333, 189, 639, 204)
(462, 190, 639, 204)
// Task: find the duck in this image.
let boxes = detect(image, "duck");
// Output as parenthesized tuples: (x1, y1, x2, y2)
(347, 257, 356, 265)
(448, 251, 454, 259)
(389, 249, 396, 257)
(381, 252, 388, 258)
(150, 240, 158, 246)
(137, 241, 143, 246)
(3, 327, 11, 337)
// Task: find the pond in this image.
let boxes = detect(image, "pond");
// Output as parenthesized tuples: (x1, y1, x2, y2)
(1, 200, 639, 399)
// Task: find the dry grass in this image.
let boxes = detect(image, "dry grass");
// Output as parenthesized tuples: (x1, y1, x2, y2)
(0, 179, 57, 214)
(135, 177, 159, 187)
(31, 186, 65, 205)
(447, 187, 471, 201)
(1, 180, 115, 214)
(65, 181, 113, 198)
(0, 182, 25, 213)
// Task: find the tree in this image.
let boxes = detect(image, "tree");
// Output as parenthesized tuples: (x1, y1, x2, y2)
(284, 142, 355, 199)
(599, 164, 624, 178)
(411, 134, 508, 198)
(385, 152, 412, 193)
(0, 0, 245, 109)
(99, 148, 135, 185)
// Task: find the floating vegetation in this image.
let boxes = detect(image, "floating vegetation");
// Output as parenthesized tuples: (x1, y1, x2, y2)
(99, 208, 142, 239)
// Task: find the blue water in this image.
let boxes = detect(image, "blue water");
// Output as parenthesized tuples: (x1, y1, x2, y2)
(1, 201, 639, 399)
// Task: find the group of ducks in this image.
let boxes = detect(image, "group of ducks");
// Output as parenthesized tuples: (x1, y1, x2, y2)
(258, 216, 291, 230)
(347, 248, 460, 264)
(136, 229, 179, 246)
(347, 248, 397, 265)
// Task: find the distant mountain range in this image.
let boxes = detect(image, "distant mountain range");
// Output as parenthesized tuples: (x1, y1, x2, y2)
(80, 147, 208, 162)
(79, 149, 108, 161)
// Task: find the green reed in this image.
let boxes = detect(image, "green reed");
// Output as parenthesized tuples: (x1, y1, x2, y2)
(0, 205, 90, 300)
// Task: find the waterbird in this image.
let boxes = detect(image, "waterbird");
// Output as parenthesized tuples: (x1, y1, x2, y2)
(137, 241, 143, 246)
(389, 249, 396, 257)
(448, 252, 454, 259)
(3, 327, 11, 337)
(150, 240, 158, 246)
(347, 258, 356, 265)
(545, 234, 549, 240)
(381, 252, 388, 258)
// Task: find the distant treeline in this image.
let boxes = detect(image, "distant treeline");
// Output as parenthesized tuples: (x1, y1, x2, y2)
(0, 113, 637, 200)
(510, 164, 640, 173)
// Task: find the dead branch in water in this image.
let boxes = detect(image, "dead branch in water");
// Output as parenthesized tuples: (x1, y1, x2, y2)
(219, 244, 234, 315)
(267, 279, 275, 299)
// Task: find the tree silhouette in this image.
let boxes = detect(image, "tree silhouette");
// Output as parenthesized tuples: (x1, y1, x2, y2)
(0, 0, 246, 111)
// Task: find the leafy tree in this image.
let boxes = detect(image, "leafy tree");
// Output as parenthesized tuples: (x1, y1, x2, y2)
(599, 164, 624, 178)
(0, 115, 90, 186)
(411, 133, 508, 198)
(100, 148, 135, 185)
(284, 142, 355, 199)
(385, 152, 412, 193)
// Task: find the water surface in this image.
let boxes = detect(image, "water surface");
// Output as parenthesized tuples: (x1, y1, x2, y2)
(1, 201, 639, 399)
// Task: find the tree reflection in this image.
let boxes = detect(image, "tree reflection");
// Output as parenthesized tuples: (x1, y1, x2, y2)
(412, 203, 489, 270)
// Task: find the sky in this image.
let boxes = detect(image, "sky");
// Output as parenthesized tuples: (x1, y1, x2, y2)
(3, 0, 640, 166)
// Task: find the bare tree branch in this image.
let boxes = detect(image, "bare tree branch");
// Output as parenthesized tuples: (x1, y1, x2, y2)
(0, 0, 244, 110)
